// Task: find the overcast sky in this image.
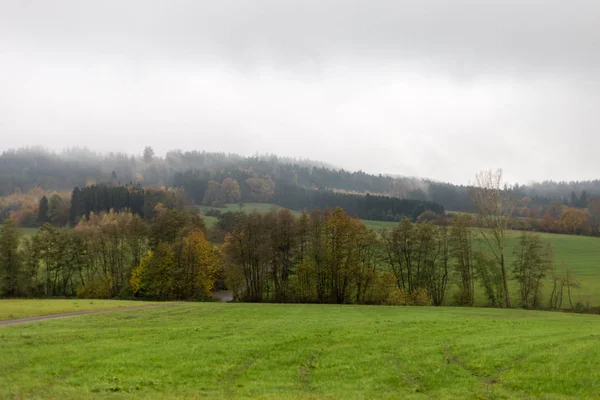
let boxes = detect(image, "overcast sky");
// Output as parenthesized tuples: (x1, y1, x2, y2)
(1, 0, 599, 185)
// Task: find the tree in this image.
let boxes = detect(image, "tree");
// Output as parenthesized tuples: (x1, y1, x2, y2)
(565, 268, 580, 310)
(221, 178, 241, 203)
(269, 209, 298, 302)
(0, 219, 23, 296)
(130, 244, 175, 299)
(245, 177, 275, 202)
(560, 208, 588, 234)
(38, 196, 49, 225)
(202, 181, 226, 206)
(427, 224, 450, 306)
(143, 146, 155, 163)
(48, 194, 68, 226)
(471, 169, 519, 308)
(587, 197, 600, 234)
(174, 229, 221, 300)
(449, 214, 475, 306)
(222, 212, 271, 302)
(511, 232, 553, 309)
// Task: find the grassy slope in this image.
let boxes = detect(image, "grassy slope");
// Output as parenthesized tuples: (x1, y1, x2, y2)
(0, 299, 157, 321)
(1, 302, 599, 399)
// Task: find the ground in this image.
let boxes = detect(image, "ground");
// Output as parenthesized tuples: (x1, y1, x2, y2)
(1, 302, 599, 399)
(0, 299, 158, 320)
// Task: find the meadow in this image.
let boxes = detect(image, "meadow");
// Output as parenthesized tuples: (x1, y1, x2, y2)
(1, 302, 599, 399)
(0, 299, 157, 320)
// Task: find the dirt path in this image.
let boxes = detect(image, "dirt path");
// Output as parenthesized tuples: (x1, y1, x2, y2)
(0, 303, 176, 327)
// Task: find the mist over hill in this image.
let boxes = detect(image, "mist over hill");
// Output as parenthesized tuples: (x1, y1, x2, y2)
(1, 147, 599, 214)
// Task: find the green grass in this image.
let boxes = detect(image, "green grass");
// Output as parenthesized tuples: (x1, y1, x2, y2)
(199, 202, 289, 214)
(17, 227, 39, 238)
(494, 230, 600, 307)
(1, 302, 599, 399)
(362, 219, 398, 230)
(0, 299, 157, 321)
(199, 202, 398, 231)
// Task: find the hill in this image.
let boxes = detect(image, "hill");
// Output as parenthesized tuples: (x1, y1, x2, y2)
(4, 147, 600, 216)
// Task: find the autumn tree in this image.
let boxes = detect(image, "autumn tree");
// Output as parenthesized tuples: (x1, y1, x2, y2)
(35, 224, 83, 297)
(449, 214, 475, 306)
(511, 232, 553, 308)
(221, 178, 241, 203)
(202, 180, 226, 206)
(427, 224, 450, 306)
(560, 208, 589, 234)
(245, 177, 275, 202)
(471, 169, 520, 308)
(175, 229, 221, 299)
(268, 209, 298, 302)
(222, 211, 271, 301)
(130, 243, 175, 299)
(587, 197, 600, 234)
(353, 226, 379, 304)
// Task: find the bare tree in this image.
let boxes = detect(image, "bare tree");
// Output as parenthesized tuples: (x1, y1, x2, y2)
(565, 268, 580, 310)
(471, 169, 520, 308)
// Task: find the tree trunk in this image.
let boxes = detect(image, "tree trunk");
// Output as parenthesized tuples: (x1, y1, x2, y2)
(500, 253, 511, 308)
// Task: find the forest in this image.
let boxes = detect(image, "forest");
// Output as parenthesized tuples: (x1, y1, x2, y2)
(3, 147, 600, 213)
(2, 147, 600, 237)
(0, 174, 582, 311)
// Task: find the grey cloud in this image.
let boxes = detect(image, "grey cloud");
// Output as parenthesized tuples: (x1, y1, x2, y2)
(2, 1, 600, 76)
(1, 1, 600, 185)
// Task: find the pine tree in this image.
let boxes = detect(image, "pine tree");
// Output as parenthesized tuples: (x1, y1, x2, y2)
(38, 196, 49, 225)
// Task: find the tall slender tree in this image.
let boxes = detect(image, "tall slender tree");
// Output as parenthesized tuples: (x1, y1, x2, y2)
(472, 169, 520, 308)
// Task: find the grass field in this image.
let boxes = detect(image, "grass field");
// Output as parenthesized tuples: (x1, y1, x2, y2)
(1, 302, 599, 399)
(16, 227, 39, 237)
(0, 299, 157, 321)
(198, 202, 398, 230)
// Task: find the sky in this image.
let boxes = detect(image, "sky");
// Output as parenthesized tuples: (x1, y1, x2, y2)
(1, 0, 599, 185)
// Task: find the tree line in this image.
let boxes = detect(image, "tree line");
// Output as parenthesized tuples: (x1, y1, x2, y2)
(0, 206, 218, 300)
(0, 202, 585, 310)
(220, 208, 567, 309)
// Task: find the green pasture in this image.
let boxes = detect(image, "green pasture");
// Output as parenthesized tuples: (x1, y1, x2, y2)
(1, 302, 599, 399)
(0, 299, 157, 321)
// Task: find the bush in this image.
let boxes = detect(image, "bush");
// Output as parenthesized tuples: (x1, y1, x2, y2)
(386, 287, 432, 306)
(76, 277, 114, 299)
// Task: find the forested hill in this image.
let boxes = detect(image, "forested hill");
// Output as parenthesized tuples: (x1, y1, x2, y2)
(1, 147, 599, 214)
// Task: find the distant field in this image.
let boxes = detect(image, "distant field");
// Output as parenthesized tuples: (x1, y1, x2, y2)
(1, 302, 599, 399)
(496, 230, 600, 307)
(0, 299, 157, 321)
(199, 202, 289, 214)
(199, 202, 398, 230)
(17, 227, 39, 237)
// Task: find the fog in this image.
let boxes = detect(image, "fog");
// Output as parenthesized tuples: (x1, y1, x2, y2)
(1, 0, 599, 184)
